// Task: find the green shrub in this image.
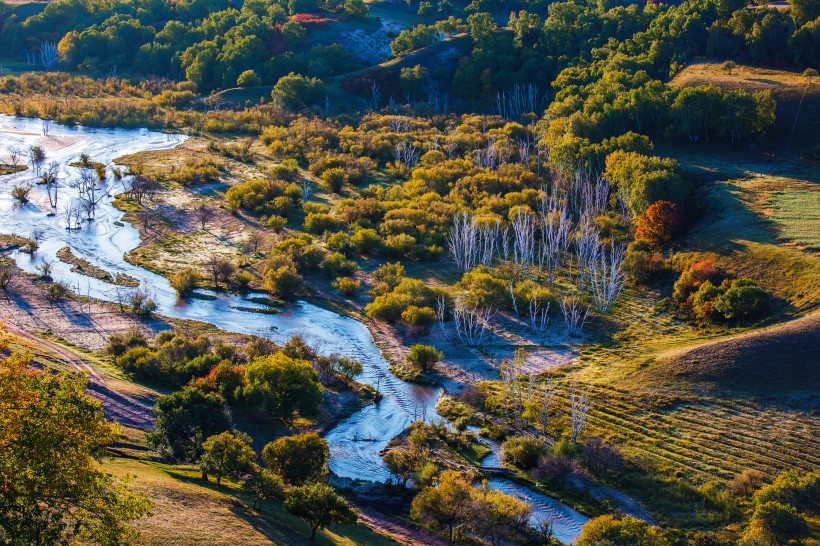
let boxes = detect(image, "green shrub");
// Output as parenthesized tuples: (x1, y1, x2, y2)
(712, 279, 770, 320)
(303, 212, 343, 234)
(406, 344, 442, 372)
(237, 69, 262, 87)
(332, 276, 360, 296)
(320, 252, 357, 278)
(501, 435, 546, 470)
(401, 305, 436, 334)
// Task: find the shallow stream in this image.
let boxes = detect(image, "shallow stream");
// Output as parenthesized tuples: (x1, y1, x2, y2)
(0, 115, 588, 543)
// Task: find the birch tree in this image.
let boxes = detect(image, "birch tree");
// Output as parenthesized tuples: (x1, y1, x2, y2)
(589, 237, 627, 313)
(570, 380, 590, 444)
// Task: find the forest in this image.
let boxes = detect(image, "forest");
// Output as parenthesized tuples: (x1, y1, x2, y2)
(0, 0, 818, 544)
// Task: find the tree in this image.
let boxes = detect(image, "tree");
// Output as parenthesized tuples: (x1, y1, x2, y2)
(471, 486, 532, 546)
(720, 60, 737, 74)
(634, 200, 682, 247)
(283, 482, 358, 540)
(261, 432, 329, 485)
(410, 470, 474, 544)
(744, 501, 809, 545)
(148, 388, 232, 462)
(577, 515, 671, 546)
(194, 204, 215, 229)
(243, 353, 323, 420)
(712, 279, 770, 320)
(0, 345, 152, 544)
(344, 0, 368, 18)
(170, 268, 199, 296)
(199, 430, 256, 489)
(272, 72, 324, 109)
(501, 435, 546, 469)
(790, 0, 820, 26)
(406, 344, 443, 372)
(244, 467, 285, 509)
(236, 69, 262, 87)
(205, 253, 234, 289)
(803, 68, 819, 84)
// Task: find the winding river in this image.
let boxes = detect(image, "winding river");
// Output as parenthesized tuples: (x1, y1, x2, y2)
(0, 116, 587, 543)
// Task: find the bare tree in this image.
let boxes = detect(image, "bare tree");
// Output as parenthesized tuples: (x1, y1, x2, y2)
(28, 145, 45, 175)
(301, 178, 312, 202)
(30, 228, 45, 255)
(538, 379, 554, 435)
(394, 141, 419, 171)
(0, 263, 15, 294)
(193, 204, 215, 230)
(61, 203, 79, 230)
(501, 350, 526, 423)
(40, 41, 59, 71)
(452, 296, 494, 347)
(70, 168, 104, 220)
(511, 208, 535, 276)
(529, 298, 549, 334)
(6, 146, 22, 167)
(370, 80, 381, 111)
(244, 231, 263, 254)
(570, 380, 591, 444)
(447, 211, 478, 272)
(589, 237, 627, 313)
(206, 254, 233, 289)
(436, 294, 448, 338)
(43, 161, 60, 209)
(126, 175, 160, 206)
(560, 296, 589, 337)
(42, 119, 52, 137)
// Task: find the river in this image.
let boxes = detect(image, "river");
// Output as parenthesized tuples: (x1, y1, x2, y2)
(0, 115, 588, 543)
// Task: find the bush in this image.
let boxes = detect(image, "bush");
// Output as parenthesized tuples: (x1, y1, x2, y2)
(264, 263, 303, 298)
(170, 268, 199, 296)
(266, 215, 287, 232)
(712, 279, 770, 321)
(634, 200, 681, 247)
(326, 231, 353, 255)
(243, 352, 323, 420)
(754, 470, 819, 514)
(105, 328, 148, 359)
(237, 69, 262, 87)
(501, 435, 546, 470)
(11, 184, 32, 204)
(272, 72, 324, 109)
(624, 240, 665, 284)
(332, 276, 360, 296)
(406, 344, 442, 372)
(401, 305, 436, 334)
(578, 436, 625, 477)
(551, 436, 579, 458)
(320, 252, 357, 278)
(321, 167, 347, 193)
(534, 454, 573, 485)
(578, 515, 671, 546)
(350, 228, 382, 253)
(744, 502, 809, 546)
(304, 212, 343, 234)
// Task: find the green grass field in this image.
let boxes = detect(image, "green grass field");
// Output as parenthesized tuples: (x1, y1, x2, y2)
(766, 189, 820, 252)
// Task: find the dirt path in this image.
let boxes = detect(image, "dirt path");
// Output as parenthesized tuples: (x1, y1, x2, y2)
(355, 508, 450, 546)
(5, 322, 155, 430)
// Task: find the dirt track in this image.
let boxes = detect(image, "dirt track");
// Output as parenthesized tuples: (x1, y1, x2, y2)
(0, 269, 162, 430)
(5, 322, 155, 430)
